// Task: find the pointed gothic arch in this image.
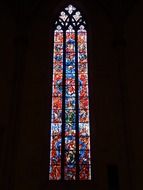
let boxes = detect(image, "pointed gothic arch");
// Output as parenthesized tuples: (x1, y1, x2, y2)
(49, 4, 91, 180)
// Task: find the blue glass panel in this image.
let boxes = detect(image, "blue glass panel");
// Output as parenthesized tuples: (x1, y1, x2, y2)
(51, 123, 62, 136)
(79, 150, 90, 164)
(66, 42, 75, 53)
(66, 65, 75, 73)
(54, 43, 63, 52)
(78, 53, 87, 63)
(65, 73, 75, 85)
(54, 53, 63, 62)
(79, 123, 90, 136)
(65, 123, 76, 136)
(66, 53, 75, 66)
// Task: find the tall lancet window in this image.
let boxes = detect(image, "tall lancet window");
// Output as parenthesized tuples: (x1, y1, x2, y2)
(49, 5, 91, 180)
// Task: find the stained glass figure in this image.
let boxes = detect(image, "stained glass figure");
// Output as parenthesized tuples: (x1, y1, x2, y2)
(51, 123, 62, 136)
(49, 4, 91, 180)
(65, 150, 76, 165)
(65, 123, 76, 136)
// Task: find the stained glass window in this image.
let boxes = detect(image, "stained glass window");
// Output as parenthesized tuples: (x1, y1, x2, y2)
(49, 4, 91, 180)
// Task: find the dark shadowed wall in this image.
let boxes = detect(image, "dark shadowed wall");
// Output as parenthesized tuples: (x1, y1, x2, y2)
(0, 0, 143, 190)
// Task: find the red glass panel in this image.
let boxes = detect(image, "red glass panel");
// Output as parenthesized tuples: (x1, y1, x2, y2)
(79, 136, 90, 150)
(79, 96, 89, 109)
(65, 85, 76, 97)
(50, 149, 61, 165)
(66, 32, 75, 41)
(79, 74, 88, 85)
(49, 165, 61, 180)
(79, 85, 88, 97)
(53, 72, 62, 85)
(78, 32, 87, 44)
(79, 109, 89, 123)
(54, 31, 63, 43)
(79, 165, 91, 180)
(52, 97, 62, 109)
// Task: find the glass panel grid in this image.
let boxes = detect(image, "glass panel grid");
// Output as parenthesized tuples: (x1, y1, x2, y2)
(50, 6, 92, 180)
(50, 29, 63, 180)
(78, 29, 91, 180)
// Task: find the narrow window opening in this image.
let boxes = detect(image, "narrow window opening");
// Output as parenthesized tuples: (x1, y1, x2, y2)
(49, 4, 91, 180)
